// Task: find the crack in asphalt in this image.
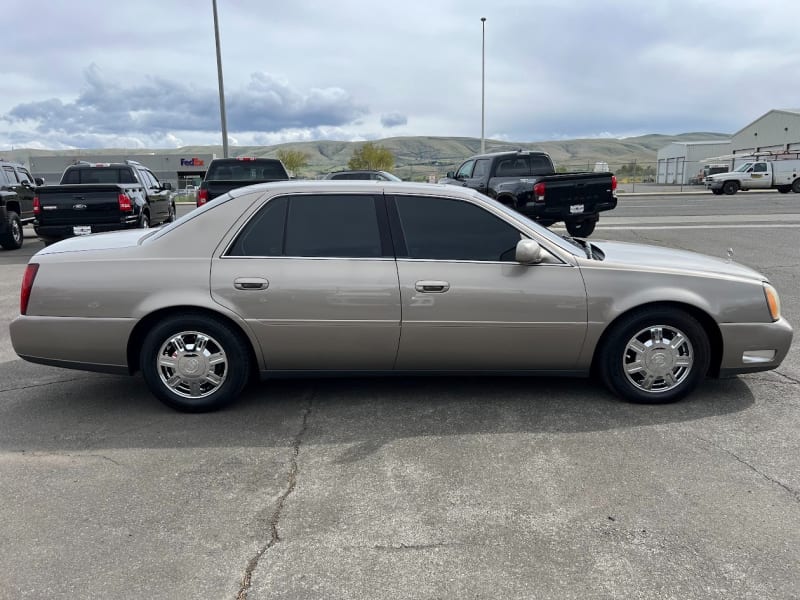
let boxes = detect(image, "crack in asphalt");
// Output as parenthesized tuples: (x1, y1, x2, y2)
(773, 370, 800, 386)
(371, 542, 453, 552)
(0, 375, 98, 394)
(236, 392, 313, 600)
(695, 435, 800, 503)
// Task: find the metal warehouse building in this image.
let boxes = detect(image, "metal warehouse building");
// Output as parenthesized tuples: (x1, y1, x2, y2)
(731, 108, 800, 156)
(28, 153, 215, 189)
(656, 140, 732, 184)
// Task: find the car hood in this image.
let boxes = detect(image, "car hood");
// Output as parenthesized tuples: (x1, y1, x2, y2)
(589, 239, 766, 282)
(36, 229, 152, 255)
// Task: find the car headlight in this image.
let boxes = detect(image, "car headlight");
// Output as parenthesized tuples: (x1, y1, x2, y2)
(763, 283, 781, 321)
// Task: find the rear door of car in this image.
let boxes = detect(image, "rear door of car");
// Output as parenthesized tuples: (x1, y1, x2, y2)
(387, 193, 587, 371)
(210, 192, 401, 371)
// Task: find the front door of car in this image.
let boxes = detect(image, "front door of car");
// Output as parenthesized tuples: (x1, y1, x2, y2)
(210, 192, 401, 371)
(748, 162, 771, 188)
(388, 194, 587, 371)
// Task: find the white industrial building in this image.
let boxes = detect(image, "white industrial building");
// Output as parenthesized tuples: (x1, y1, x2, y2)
(731, 108, 800, 156)
(656, 109, 800, 184)
(656, 140, 731, 184)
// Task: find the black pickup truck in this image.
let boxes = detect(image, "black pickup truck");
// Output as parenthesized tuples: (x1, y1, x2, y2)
(196, 157, 289, 206)
(441, 151, 617, 237)
(0, 160, 44, 250)
(34, 160, 175, 243)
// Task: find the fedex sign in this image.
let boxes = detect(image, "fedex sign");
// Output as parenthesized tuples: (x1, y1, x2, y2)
(180, 157, 205, 166)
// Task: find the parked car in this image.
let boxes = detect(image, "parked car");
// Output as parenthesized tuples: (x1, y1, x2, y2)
(324, 170, 402, 181)
(11, 181, 791, 412)
(196, 157, 289, 206)
(33, 160, 175, 244)
(439, 151, 617, 237)
(706, 159, 800, 195)
(0, 160, 44, 250)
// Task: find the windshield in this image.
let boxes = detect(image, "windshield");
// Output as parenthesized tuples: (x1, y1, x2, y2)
(382, 172, 402, 182)
(734, 162, 753, 172)
(481, 194, 582, 256)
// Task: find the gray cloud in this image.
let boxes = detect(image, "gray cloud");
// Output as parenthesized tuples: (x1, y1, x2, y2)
(5, 64, 367, 138)
(380, 113, 407, 127)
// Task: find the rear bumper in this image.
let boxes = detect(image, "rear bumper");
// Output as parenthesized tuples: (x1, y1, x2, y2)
(10, 315, 136, 374)
(718, 318, 793, 376)
(34, 220, 140, 240)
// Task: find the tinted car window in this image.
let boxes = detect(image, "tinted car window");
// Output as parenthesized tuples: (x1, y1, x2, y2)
(495, 157, 530, 177)
(530, 155, 554, 175)
(456, 160, 475, 179)
(227, 197, 288, 257)
(284, 195, 383, 258)
(753, 163, 767, 173)
(394, 195, 521, 262)
(4, 167, 20, 183)
(62, 167, 136, 184)
(472, 159, 491, 179)
(207, 160, 287, 180)
(17, 168, 33, 184)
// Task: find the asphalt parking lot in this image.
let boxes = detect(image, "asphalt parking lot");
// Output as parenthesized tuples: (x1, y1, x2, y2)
(1, 193, 798, 599)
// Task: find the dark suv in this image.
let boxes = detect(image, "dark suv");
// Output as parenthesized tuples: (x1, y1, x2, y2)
(0, 160, 44, 250)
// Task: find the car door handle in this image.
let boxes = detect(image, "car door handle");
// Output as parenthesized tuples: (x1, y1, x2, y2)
(234, 277, 269, 290)
(415, 280, 450, 293)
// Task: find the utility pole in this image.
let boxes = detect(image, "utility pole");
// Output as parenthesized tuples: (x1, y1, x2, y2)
(481, 17, 487, 154)
(212, 0, 229, 158)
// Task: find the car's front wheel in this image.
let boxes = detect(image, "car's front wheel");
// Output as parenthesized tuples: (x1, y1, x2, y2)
(722, 181, 739, 195)
(139, 314, 251, 412)
(599, 307, 710, 404)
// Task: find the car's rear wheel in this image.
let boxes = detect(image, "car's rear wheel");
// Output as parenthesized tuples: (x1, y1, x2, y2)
(792, 178, 800, 193)
(0, 210, 23, 250)
(565, 218, 596, 237)
(139, 314, 251, 412)
(599, 307, 710, 404)
(722, 181, 739, 195)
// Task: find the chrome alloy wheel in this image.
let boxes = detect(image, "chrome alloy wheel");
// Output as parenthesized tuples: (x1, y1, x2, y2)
(156, 331, 228, 399)
(622, 325, 694, 393)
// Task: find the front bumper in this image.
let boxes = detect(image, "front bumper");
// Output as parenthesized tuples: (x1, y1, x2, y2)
(718, 317, 793, 376)
(705, 180, 724, 191)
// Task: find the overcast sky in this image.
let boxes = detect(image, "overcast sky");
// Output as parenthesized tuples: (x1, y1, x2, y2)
(2, 0, 799, 150)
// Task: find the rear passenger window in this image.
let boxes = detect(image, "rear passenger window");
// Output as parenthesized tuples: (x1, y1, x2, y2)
(228, 194, 384, 258)
(285, 195, 382, 258)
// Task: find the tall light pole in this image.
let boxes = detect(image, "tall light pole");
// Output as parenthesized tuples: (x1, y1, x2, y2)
(212, 0, 229, 158)
(481, 17, 486, 154)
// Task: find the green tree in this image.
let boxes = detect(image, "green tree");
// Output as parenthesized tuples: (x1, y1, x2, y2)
(276, 149, 309, 176)
(347, 142, 395, 171)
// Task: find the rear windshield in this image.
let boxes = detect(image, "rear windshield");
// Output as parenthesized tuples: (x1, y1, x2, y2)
(206, 160, 287, 181)
(61, 167, 137, 184)
(494, 155, 554, 177)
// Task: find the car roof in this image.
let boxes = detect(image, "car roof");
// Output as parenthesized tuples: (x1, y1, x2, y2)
(227, 179, 473, 198)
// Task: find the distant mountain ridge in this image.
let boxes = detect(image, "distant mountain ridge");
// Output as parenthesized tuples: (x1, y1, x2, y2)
(4, 132, 730, 178)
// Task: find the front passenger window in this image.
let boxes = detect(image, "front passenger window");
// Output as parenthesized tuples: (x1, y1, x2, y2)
(394, 195, 522, 262)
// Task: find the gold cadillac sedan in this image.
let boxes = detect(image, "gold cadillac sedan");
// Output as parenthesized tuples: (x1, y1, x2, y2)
(10, 181, 792, 412)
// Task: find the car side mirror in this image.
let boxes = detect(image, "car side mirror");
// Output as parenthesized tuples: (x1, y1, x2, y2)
(445, 171, 455, 179)
(162, 182, 173, 190)
(515, 239, 543, 264)
(34, 177, 45, 186)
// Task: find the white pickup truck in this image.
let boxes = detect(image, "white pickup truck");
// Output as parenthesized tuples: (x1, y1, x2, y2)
(706, 159, 800, 195)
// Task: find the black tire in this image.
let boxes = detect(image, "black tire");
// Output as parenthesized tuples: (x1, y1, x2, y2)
(166, 202, 176, 223)
(0, 210, 23, 250)
(792, 179, 800, 194)
(711, 188, 724, 195)
(777, 186, 791, 194)
(565, 218, 597, 237)
(139, 313, 252, 412)
(722, 181, 739, 195)
(139, 211, 150, 229)
(599, 307, 710, 405)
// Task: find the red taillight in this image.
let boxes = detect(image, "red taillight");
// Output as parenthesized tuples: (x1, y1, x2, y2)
(197, 188, 208, 206)
(20, 263, 39, 315)
(118, 193, 133, 212)
(236, 157, 256, 161)
(533, 181, 546, 202)
(611, 175, 618, 191)
(33, 196, 41, 216)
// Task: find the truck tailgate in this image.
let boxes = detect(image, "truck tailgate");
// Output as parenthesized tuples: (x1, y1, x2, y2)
(36, 185, 125, 226)
(536, 173, 616, 216)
